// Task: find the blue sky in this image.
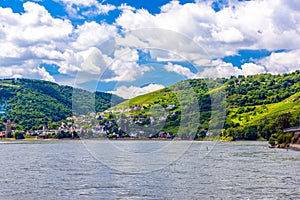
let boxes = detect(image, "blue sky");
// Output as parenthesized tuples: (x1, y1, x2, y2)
(0, 0, 299, 98)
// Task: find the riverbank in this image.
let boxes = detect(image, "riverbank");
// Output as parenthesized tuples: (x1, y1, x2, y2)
(0, 138, 15, 141)
(289, 144, 300, 151)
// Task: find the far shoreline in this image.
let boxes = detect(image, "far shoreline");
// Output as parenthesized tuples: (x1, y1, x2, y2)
(4, 138, 300, 152)
(4, 138, 297, 150)
(0, 137, 268, 142)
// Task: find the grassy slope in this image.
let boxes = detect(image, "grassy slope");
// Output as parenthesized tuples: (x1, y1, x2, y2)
(228, 92, 300, 126)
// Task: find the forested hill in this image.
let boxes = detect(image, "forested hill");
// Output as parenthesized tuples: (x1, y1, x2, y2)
(108, 70, 300, 142)
(223, 71, 300, 143)
(0, 78, 124, 130)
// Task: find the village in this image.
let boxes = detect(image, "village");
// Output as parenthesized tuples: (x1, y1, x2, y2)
(0, 104, 178, 140)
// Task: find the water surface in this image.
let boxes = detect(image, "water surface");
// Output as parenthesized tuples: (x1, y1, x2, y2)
(0, 140, 299, 199)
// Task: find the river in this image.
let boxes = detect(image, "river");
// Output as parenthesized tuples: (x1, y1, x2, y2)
(0, 140, 299, 199)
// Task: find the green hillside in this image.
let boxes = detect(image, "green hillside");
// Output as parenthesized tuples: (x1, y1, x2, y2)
(0, 78, 124, 131)
(105, 78, 224, 139)
(107, 71, 300, 142)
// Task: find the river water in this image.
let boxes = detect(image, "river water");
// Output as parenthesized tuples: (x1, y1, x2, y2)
(0, 140, 299, 199)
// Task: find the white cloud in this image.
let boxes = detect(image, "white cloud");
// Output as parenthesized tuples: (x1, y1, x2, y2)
(56, 49, 82, 74)
(259, 50, 300, 74)
(55, 0, 116, 17)
(197, 60, 240, 78)
(17, 2, 72, 43)
(152, 50, 185, 62)
(72, 21, 117, 50)
(81, 4, 116, 17)
(0, 2, 74, 80)
(79, 47, 108, 74)
(56, 0, 97, 7)
(1, 0, 300, 86)
(116, 0, 300, 58)
(115, 28, 210, 67)
(110, 84, 165, 99)
(116, 8, 155, 31)
(211, 27, 244, 43)
(164, 62, 195, 78)
(0, 2, 119, 82)
(0, 65, 55, 82)
(240, 63, 266, 76)
(106, 48, 151, 82)
(194, 59, 267, 78)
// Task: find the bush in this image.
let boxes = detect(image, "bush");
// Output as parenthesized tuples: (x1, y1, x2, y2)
(14, 130, 24, 139)
(277, 132, 293, 145)
(244, 126, 259, 140)
(268, 136, 276, 146)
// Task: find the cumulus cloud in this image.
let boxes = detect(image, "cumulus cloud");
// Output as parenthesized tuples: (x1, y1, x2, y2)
(240, 63, 266, 76)
(55, 0, 116, 17)
(0, 2, 73, 81)
(71, 21, 117, 50)
(194, 60, 267, 78)
(162, 60, 267, 79)
(1, 2, 73, 44)
(259, 50, 300, 74)
(0, 65, 55, 82)
(56, 0, 97, 7)
(106, 48, 152, 82)
(110, 84, 165, 99)
(80, 47, 111, 74)
(115, 28, 210, 67)
(164, 62, 195, 78)
(116, 0, 300, 58)
(211, 27, 244, 43)
(0, 0, 300, 86)
(0, 2, 118, 82)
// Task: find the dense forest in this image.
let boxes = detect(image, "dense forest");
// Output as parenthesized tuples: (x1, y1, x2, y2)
(106, 70, 300, 145)
(0, 78, 124, 131)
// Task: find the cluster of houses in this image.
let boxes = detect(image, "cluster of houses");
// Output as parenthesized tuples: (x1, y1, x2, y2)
(104, 104, 177, 114)
(0, 103, 178, 139)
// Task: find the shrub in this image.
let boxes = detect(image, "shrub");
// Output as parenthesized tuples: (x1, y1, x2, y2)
(14, 130, 24, 139)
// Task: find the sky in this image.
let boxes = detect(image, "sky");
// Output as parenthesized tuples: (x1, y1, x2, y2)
(0, 0, 299, 99)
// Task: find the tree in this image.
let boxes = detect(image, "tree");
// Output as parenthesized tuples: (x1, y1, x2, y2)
(14, 130, 24, 139)
(268, 136, 276, 147)
(244, 126, 258, 140)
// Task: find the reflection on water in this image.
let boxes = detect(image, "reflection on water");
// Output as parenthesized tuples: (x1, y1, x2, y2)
(0, 140, 299, 199)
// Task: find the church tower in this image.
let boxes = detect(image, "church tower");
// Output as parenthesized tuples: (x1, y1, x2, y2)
(6, 119, 11, 137)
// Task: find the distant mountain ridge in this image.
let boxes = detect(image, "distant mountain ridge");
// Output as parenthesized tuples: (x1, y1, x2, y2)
(0, 78, 124, 130)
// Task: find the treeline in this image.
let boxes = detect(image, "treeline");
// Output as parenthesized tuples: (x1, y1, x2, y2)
(226, 71, 300, 106)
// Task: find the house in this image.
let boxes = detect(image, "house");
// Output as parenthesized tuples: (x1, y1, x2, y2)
(0, 131, 5, 138)
(283, 127, 300, 135)
(159, 115, 168, 121)
(167, 104, 176, 110)
(283, 127, 300, 145)
(138, 115, 146, 119)
(159, 132, 167, 138)
(129, 114, 135, 119)
(167, 132, 173, 138)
